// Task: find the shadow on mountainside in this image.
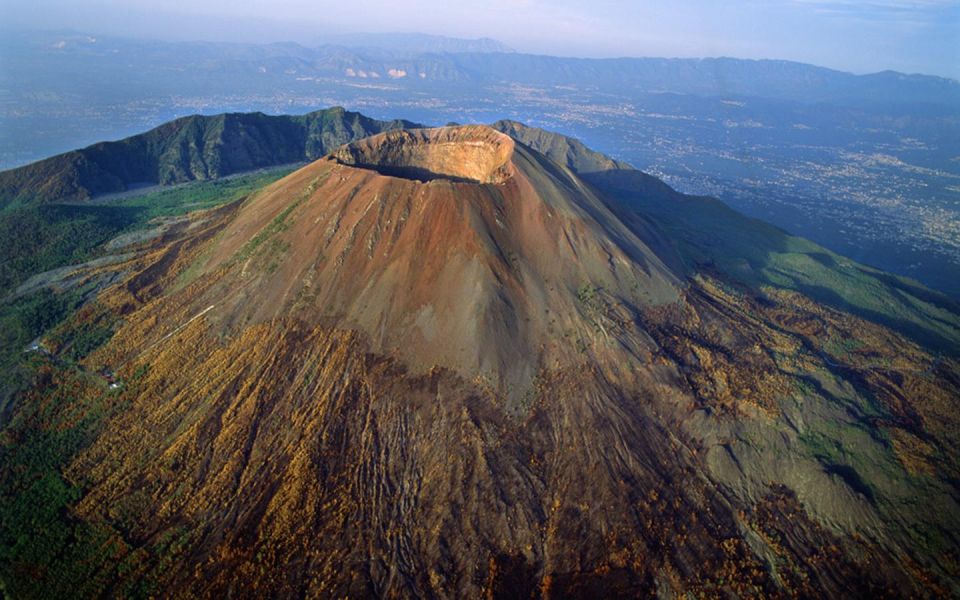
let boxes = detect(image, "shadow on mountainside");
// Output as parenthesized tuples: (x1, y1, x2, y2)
(583, 169, 960, 356)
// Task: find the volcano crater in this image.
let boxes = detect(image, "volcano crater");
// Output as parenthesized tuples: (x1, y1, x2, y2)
(332, 126, 515, 184)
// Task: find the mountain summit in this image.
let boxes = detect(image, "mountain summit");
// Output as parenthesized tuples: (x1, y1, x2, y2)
(3, 121, 959, 598)
(176, 125, 681, 400)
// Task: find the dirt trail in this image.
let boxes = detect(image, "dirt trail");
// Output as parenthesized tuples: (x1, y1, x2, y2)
(118, 304, 216, 368)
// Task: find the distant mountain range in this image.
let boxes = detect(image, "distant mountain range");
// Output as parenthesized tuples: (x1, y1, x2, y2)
(3, 31, 956, 108)
(314, 32, 513, 55)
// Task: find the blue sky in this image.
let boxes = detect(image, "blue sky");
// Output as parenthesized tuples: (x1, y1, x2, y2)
(3, 0, 959, 78)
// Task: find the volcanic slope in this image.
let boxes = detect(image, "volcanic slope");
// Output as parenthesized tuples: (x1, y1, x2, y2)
(4, 125, 960, 598)
(166, 125, 682, 398)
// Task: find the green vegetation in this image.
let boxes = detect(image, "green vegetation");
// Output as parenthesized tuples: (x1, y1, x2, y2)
(0, 167, 294, 296)
(822, 336, 866, 361)
(0, 168, 292, 427)
(231, 175, 323, 266)
(0, 204, 141, 293)
(0, 289, 131, 596)
(0, 349, 184, 598)
(0, 373, 122, 599)
(233, 198, 301, 264)
(61, 319, 117, 363)
(588, 170, 960, 355)
(0, 167, 295, 597)
(0, 107, 416, 207)
(0, 289, 78, 411)
(101, 168, 293, 220)
(576, 283, 599, 305)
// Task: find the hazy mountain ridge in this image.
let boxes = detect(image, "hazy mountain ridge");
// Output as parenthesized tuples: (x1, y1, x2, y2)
(0, 108, 419, 205)
(4, 31, 956, 107)
(491, 120, 633, 173)
(453, 54, 960, 106)
(315, 32, 513, 55)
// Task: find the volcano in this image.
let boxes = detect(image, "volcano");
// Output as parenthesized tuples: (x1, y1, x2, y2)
(5, 124, 960, 598)
(157, 125, 681, 403)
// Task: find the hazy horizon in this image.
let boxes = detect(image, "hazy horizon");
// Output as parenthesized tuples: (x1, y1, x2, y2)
(2, 0, 958, 79)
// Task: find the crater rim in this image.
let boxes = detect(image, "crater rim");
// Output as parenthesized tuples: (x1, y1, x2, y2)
(331, 125, 516, 184)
